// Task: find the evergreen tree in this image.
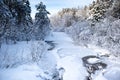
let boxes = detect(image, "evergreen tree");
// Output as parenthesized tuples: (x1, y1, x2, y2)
(0, 0, 6, 44)
(0, 0, 33, 44)
(34, 2, 51, 40)
(14, 0, 32, 41)
(0, 0, 15, 43)
(88, 0, 113, 22)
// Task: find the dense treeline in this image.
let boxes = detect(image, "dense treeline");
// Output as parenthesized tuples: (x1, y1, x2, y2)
(50, 7, 89, 31)
(0, 0, 51, 45)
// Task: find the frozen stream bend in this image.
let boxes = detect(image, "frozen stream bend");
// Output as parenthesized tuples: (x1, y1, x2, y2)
(45, 32, 98, 80)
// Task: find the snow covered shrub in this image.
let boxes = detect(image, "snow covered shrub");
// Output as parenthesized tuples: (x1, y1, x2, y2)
(66, 20, 93, 46)
(31, 41, 49, 62)
(107, 19, 120, 57)
(91, 19, 120, 57)
(0, 41, 49, 68)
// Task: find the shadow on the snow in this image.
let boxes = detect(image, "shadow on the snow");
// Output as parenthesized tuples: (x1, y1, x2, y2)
(45, 41, 56, 50)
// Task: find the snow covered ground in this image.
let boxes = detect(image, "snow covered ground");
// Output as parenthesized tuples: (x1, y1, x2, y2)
(45, 32, 97, 80)
(0, 32, 120, 80)
(0, 63, 45, 80)
(0, 41, 56, 80)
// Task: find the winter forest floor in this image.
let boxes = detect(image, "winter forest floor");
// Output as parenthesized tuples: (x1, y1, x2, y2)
(0, 32, 120, 80)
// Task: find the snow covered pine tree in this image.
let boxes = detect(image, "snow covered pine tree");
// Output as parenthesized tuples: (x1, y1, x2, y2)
(13, 0, 33, 41)
(0, 0, 14, 44)
(34, 2, 51, 40)
(0, 0, 33, 44)
(89, 0, 112, 22)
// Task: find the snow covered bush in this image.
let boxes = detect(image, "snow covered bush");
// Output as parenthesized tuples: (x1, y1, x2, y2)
(92, 18, 120, 57)
(65, 20, 93, 46)
(0, 41, 49, 68)
(31, 41, 49, 62)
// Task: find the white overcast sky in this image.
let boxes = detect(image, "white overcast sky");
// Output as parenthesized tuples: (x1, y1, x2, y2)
(29, 0, 94, 18)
